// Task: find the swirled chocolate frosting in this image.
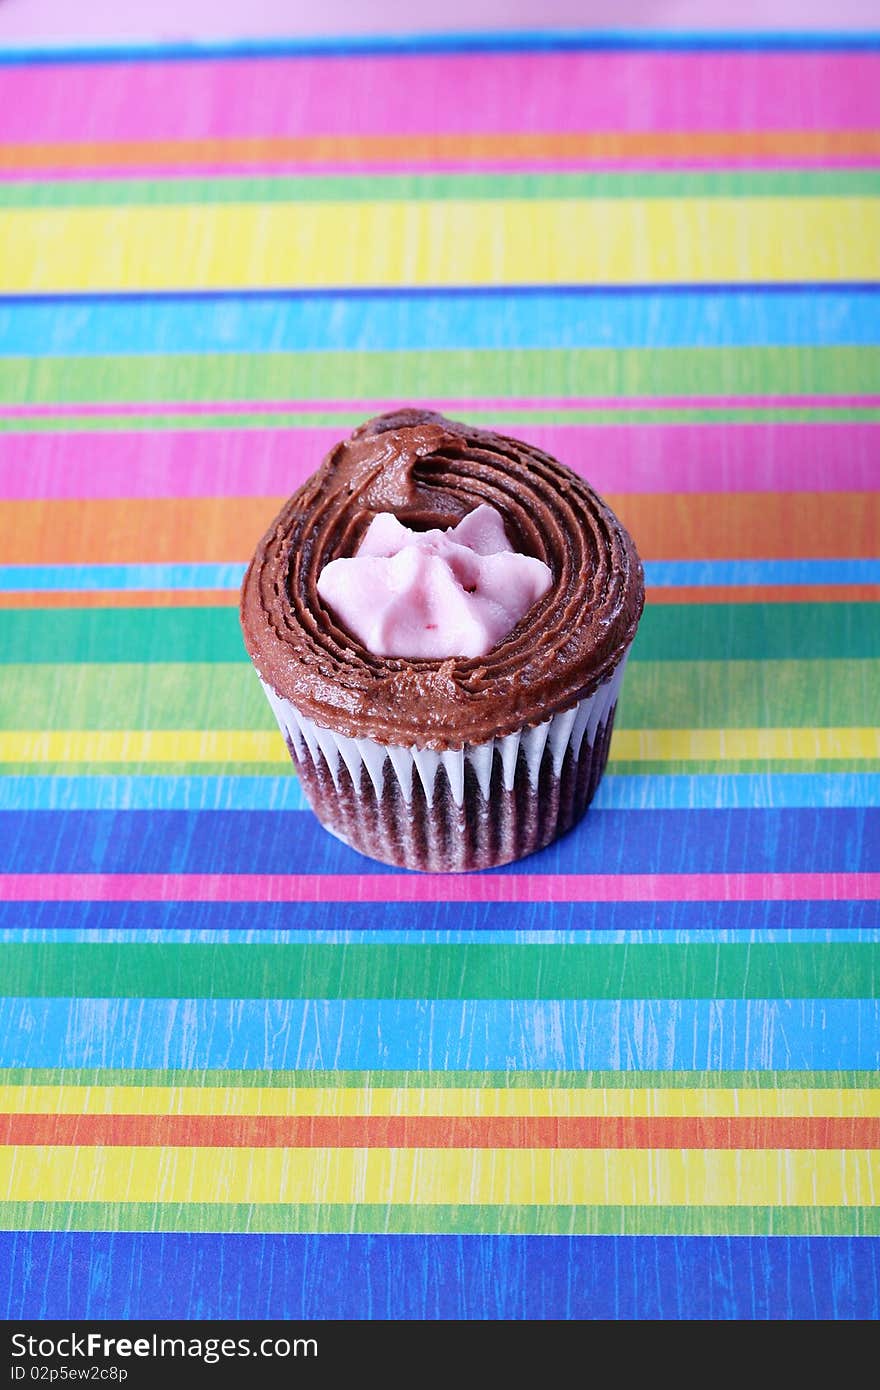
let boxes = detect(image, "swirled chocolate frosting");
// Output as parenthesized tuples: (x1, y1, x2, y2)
(240, 409, 644, 749)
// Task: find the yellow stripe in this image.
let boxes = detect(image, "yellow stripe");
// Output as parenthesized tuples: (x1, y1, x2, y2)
(0, 1147, 875, 1205)
(2, 199, 877, 292)
(611, 728, 880, 762)
(2, 728, 878, 766)
(0, 731, 282, 763)
(3, 1087, 878, 1119)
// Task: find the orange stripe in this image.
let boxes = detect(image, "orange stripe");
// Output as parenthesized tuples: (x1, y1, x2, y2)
(614, 493, 880, 563)
(1, 494, 875, 565)
(0, 497, 277, 564)
(2, 585, 876, 611)
(0, 590, 238, 610)
(2, 1114, 878, 1149)
(1, 130, 878, 171)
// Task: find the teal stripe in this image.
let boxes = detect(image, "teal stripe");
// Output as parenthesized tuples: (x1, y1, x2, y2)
(0, 605, 875, 664)
(1, 942, 876, 999)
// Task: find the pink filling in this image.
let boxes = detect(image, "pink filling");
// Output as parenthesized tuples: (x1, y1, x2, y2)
(316, 504, 553, 659)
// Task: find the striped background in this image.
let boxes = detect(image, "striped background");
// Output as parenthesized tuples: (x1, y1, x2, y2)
(0, 31, 878, 1321)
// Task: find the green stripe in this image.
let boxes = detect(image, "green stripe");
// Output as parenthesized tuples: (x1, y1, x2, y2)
(1, 1203, 877, 1236)
(3, 660, 877, 732)
(1, 605, 876, 666)
(1, 943, 875, 1000)
(4, 347, 878, 406)
(1, 1068, 873, 1088)
(617, 659, 880, 729)
(4, 170, 878, 208)
(0, 664, 270, 731)
(4, 408, 879, 432)
(0, 762, 289, 777)
(7, 760, 880, 778)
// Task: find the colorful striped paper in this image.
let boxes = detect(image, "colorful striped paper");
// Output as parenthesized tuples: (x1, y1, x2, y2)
(0, 30, 878, 1321)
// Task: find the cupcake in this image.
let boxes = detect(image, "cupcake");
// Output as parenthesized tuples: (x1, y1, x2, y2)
(240, 409, 644, 872)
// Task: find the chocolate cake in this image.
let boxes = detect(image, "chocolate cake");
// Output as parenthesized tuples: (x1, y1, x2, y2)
(240, 409, 644, 871)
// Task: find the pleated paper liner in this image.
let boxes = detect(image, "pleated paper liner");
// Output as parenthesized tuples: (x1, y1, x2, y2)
(260, 661, 626, 871)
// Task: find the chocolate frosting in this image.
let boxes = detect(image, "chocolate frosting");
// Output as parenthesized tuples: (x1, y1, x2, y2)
(240, 409, 645, 750)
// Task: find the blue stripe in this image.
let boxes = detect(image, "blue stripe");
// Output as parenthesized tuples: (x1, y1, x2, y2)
(2, 288, 878, 355)
(0, 998, 874, 1070)
(3, 30, 880, 64)
(644, 560, 880, 587)
(0, 899, 874, 938)
(598, 774, 880, 811)
(0, 563, 246, 592)
(3, 773, 879, 814)
(1, 1233, 876, 1321)
(2, 808, 877, 876)
(4, 558, 879, 593)
(0, 776, 311, 812)
(2, 929, 876, 946)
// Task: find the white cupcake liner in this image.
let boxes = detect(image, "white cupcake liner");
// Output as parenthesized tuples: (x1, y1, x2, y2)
(259, 658, 626, 810)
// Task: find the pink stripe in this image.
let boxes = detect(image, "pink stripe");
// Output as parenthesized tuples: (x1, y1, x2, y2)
(2, 53, 879, 143)
(4, 395, 879, 420)
(1, 873, 877, 903)
(1, 423, 876, 499)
